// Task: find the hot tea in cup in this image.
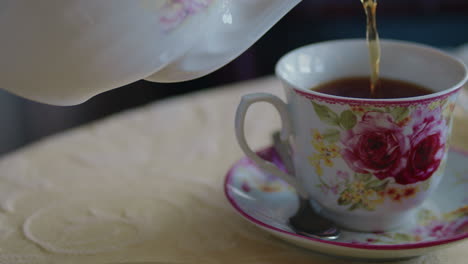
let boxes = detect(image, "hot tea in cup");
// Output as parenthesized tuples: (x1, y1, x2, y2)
(311, 76, 432, 99)
(235, 39, 468, 231)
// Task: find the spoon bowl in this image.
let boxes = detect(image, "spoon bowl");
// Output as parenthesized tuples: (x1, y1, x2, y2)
(271, 132, 340, 240)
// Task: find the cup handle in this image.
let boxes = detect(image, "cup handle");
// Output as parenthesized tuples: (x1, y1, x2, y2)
(235, 93, 308, 198)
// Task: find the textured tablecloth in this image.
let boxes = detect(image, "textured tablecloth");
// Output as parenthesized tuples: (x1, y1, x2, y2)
(0, 77, 466, 264)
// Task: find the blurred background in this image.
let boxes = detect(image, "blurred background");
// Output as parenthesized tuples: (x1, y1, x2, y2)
(0, 0, 467, 155)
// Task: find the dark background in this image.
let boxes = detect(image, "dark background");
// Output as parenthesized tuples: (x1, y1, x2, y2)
(0, 0, 467, 155)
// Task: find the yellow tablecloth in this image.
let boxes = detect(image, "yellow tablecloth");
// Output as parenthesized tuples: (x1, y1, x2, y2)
(0, 77, 466, 264)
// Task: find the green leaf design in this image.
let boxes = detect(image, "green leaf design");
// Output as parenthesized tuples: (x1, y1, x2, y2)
(340, 110, 357, 130)
(338, 197, 351, 206)
(393, 233, 413, 242)
(338, 190, 352, 206)
(378, 233, 393, 238)
(420, 179, 431, 191)
(355, 173, 372, 182)
(349, 202, 361, 211)
(390, 107, 410, 122)
(373, 180, 389, 192)
(417, 209, 438, 226)
(363, 174, 372, 182)
(311, 102, 340, 126)
(368, 107, 386, 113)
(322, 128, 341, 143)
(365, 179, 388, 191)
(362, 202, 373, 211)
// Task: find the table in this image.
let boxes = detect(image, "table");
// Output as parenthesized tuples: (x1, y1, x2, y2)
(0, 77, 466, 264)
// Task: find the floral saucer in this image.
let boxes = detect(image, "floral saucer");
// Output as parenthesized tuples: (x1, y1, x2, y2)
(224, 146, 468, 260)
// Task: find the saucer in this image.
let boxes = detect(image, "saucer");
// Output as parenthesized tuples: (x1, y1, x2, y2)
(224, 146, 468, 260)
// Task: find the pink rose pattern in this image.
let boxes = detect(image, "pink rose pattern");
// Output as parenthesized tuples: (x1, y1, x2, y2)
(340, 107, 448, 185)
(394, 108, 447, 184)
(309, 97, 455, 210)
(341, 108, 447, 185)
(160, 0, 214, 32)
(341, 112, 410, 181)
(230, 144, 466, 245)
(231, 146, 466, 245)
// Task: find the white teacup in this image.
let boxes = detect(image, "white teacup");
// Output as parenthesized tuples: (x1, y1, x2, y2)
(235, 39, 468, 232)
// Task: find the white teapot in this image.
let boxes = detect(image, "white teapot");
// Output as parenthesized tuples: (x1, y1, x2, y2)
(0, 0, 300, 105)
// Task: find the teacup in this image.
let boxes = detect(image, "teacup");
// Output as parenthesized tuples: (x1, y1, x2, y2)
(235, 39, 468, 232)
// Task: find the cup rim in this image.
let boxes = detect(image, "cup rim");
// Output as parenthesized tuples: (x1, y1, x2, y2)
(275, 39, 468, 104)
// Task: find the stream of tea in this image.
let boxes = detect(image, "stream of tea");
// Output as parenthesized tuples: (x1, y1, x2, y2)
(361, 0, 381, 97)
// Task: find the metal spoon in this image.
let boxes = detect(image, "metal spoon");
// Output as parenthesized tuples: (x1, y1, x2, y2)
(272, 132, 340, 240)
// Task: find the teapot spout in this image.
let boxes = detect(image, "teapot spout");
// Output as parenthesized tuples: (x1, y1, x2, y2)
(145, 0, 301, 83)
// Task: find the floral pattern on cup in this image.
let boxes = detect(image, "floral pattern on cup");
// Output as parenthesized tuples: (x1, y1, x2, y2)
(308, 96, 455, 211)
(226, 145, 468, 249)
(160, 0, 214, 32)
(316, 169, 427, 211)
(308, 130, 341, 176)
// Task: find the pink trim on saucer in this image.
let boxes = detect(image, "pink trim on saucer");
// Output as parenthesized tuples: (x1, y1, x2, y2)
(293, 86, 462, 107)
(224, 146, 468, 251)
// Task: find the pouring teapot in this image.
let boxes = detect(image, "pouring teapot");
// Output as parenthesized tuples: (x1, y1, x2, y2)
(0, 0, 300, 105)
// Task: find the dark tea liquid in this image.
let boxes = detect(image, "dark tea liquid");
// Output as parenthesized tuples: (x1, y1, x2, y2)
(311, 76, 432, 99)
